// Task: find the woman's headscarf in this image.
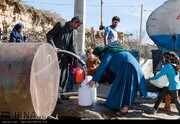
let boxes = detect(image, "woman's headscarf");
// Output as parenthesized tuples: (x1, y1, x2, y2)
(93, 46, 127, 60)
(13, 23, 24, 32)
(9, 23, 25, 42)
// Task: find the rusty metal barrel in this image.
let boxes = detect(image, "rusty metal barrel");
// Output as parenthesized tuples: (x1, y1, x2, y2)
(0, 43, 60, 119)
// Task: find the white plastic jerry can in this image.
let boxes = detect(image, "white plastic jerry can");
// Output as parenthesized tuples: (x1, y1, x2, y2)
(78, 76, 98, 106)
(78, 80, 92, 106)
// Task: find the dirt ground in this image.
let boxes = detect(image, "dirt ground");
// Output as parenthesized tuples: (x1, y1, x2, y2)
(50, 83, 180, 120)
(52, 97, 179, 120)
(48, 59, 180, 120)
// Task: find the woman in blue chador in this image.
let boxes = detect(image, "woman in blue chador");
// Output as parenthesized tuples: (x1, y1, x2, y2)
(87, 46, 147, 115)
(9, 22, 26, 43)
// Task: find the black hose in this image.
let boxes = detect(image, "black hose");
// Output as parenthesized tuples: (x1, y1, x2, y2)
(56, 49, 86, 66)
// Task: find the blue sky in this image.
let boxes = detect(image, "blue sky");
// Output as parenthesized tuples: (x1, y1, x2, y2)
(22, 0, 167, 44)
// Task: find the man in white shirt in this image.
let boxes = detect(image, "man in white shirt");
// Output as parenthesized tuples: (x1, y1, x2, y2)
(103, 16, 120, 46)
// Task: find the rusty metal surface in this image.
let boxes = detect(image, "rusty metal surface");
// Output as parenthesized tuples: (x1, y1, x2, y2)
(0, 43, 60, 119)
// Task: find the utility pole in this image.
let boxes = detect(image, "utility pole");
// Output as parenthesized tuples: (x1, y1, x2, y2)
(74, 0, 86, 55)
(100, 0, 103, 26)
(139, 4, 143, 49)
(99, 0, 105, 30)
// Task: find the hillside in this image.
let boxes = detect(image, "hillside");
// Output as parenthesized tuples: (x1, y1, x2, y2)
(0, 0, 65, 42)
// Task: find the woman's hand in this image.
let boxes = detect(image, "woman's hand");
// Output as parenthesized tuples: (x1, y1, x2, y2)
(87, 80, 95, 88)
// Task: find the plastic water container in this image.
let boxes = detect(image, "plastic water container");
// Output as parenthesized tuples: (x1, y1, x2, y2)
(78, 77, 92, 106)
(150, 71, 169, 88)
(74, 67, 84, 83)
(86, 76, 98, 105)
(78, 76, 98, 106)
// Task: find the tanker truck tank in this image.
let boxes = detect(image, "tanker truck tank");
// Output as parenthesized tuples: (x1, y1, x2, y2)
(146, 0, 180, 57)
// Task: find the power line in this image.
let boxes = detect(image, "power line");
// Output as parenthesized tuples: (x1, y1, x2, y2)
(106, 5, 134, 7)
(23, 1, 73, 6)
(23, 0, 135, 8)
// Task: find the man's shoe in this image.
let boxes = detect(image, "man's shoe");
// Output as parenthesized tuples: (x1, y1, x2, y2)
(57, 98, 63, 104)
(61, 95, 69, 100)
